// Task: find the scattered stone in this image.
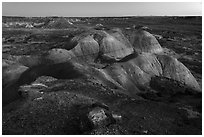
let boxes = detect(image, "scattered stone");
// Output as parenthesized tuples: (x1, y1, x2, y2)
(153, 34, 163, 40)
(34, 97, 43, 101)
(88, 107, 110, 127)
(142, 130, 148, 134)
(112, 114, 122, 123)
(179, 107, 201, 119)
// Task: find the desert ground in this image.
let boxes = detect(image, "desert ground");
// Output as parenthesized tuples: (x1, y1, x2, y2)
(2, 16, 202, 135)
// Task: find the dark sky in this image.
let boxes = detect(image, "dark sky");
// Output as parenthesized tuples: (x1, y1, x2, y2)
(2, 2, 202, 17)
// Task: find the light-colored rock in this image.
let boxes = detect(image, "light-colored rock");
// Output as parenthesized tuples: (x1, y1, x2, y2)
(88, 107, 109, 127)
(131, 30, 163, 54)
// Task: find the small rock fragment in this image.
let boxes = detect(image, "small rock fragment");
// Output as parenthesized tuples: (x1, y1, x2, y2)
(88, 107, 110, 127)
(142, 130, 148, 134)
(112, 114, 122, 123)
(34, 97, 43, 101)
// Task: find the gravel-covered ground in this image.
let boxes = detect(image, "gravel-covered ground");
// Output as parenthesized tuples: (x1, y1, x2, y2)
(2, 16, 202, 135)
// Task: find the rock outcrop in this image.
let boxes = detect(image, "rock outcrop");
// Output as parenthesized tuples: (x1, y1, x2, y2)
(2, 28, 201, 106)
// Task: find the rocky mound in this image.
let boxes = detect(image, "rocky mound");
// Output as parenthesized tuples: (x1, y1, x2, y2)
(2, 17, 202, 135)
(156, 54, 201, 91)
(2, 28, 201, 106)
(130, 30, 163, 53)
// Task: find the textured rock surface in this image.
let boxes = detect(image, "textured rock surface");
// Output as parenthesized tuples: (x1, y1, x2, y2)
(2, 16, 201, 135)
(130, 30, 163, 53)
(2, 59, 28, 88)
(156, 54, 201, 91)
(2, 28, 201, 106)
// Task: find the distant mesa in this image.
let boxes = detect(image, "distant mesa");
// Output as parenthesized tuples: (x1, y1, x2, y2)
(45, 18, 76, 29)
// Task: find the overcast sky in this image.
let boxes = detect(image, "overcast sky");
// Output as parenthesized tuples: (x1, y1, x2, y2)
(2, 2, 202, 17)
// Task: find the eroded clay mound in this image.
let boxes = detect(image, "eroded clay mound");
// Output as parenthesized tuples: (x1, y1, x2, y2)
(156, 54, 201, 91)
(2, 28, 201, 106)
(9, 30, 134, 66)
(2, 59, 28, 88)
(94, 53, 201, 95)
(131, 30, 163, 54)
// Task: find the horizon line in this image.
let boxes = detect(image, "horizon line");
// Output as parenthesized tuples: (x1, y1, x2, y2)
(2, 15, 202, 18)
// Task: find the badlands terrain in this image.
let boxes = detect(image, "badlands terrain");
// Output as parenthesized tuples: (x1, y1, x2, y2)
(2, 16, 202, 135)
